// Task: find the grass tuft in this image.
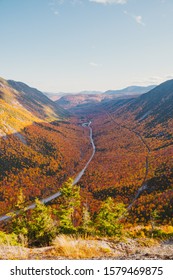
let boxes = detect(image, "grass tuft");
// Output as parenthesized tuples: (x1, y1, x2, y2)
(50, 235, 114, 259)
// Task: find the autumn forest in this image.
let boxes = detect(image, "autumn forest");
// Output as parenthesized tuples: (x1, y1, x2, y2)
(0, 77, 173, 237)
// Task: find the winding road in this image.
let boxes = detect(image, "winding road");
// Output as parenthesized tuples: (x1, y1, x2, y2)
(0, 121, 95, 222)
(73, 121, 95, 185)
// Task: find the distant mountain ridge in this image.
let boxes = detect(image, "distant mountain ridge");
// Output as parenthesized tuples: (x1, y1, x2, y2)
(55, 94, 110, 109)
(46, 85, 156, 102)
(45, 90, 103, 101)
(105, 85, 156, 95)
(55, 85, 156, 109)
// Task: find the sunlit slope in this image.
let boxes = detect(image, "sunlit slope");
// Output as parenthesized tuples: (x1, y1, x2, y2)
(7, 80, 68, 120)
(0, 77, 68, 137)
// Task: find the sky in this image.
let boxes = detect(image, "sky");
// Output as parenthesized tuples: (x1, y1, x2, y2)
(1, 0, 173, 93)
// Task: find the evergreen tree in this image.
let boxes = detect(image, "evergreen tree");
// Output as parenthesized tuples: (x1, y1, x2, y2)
(57, 178, 81, 234)
(27, 198, 56, 246)
(95, 197, 127, 237)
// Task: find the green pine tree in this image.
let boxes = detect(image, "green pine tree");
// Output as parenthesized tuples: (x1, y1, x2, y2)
(57, 178, 81, 234)
(27, 199, 56, 246)
(95, 197, 127, 237)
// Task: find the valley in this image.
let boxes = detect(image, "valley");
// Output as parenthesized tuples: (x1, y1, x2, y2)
(1, 0, 173, 262)
(64, 80, 173, 224)
(0, 77, 172, 256)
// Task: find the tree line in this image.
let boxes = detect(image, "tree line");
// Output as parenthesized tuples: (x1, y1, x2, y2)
(7, 178, 127, 247)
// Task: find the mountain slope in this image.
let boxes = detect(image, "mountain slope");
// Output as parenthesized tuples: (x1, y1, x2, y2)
(128, 79, 173, 124)
(101, 79, 173, 126)
(7, 80, 68, 120)
(0, 78, 68, 137)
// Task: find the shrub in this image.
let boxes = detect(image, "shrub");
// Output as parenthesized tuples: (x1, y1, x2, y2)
(0, 231, 19, 246)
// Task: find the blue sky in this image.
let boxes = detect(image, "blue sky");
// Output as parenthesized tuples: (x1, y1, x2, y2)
(0, 0, 173, 92)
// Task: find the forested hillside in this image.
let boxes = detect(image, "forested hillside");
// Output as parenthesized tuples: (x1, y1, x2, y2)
(69, 80, 173, 224)
(0, 77, 91, 215)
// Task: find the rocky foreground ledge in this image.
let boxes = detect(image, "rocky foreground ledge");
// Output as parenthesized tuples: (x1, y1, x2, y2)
(0, 237, 172, 260)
